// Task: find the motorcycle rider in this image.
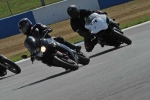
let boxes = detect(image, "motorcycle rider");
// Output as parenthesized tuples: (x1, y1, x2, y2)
(67, 5, 119, 52)
(18, 18, 81, 62)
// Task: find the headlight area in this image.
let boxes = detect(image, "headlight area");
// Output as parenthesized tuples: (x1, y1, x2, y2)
(41, 46, 46, 53)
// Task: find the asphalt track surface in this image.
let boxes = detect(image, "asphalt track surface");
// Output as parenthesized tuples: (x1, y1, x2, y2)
(1, 21, 150, 100)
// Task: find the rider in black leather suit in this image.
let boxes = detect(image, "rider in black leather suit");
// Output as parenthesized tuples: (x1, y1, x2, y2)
(67, 5, 119, 52)
(18, 18, 81, 65)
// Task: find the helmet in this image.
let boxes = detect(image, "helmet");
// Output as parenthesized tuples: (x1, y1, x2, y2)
(67, 5, 80, 19)
(18, 18, 32, 35)
(24, 36, 40, 54)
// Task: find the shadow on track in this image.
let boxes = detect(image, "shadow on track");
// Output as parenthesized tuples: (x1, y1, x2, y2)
(0, 74, 16, 80)
(14, 70, 72, 90)
(89, 45, 127, 58)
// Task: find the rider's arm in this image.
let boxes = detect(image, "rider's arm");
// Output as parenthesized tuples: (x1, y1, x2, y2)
(32, 23, 50, 32)
(37, 23, 53, 32)
(38, 23, 53, 38)
(31, 23, 52, 38)
(70, 19, 91, 38)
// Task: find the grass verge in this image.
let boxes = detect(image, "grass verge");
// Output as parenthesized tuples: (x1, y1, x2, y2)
(120, 16, 150, 29)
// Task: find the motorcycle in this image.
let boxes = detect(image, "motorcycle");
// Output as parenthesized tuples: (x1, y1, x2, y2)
(22, 29, 90, 71)
(85, 13, 132, 48)
(0, 54, 21, 76)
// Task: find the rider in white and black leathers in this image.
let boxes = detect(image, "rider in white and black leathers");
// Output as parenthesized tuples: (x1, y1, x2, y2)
(67, 5, 119, 52)
(18, 18, 81, 63)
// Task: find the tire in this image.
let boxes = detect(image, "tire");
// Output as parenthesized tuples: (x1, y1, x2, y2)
(53, 56, 79, 70)
(1, 58, 21, 74)
(113, 30, 132, 45)
(78, 52, 90, 65)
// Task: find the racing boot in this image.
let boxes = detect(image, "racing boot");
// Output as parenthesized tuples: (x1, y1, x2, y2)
(100, 42, 105, 48)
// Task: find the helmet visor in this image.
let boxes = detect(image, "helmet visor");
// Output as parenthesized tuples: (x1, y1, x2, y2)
(19, 22, 31, 34)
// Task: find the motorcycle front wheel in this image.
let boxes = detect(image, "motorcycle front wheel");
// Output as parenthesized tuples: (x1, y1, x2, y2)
(113, 30, 132, 45)
(1, 58, 21, 74)
(53, 56, 79, 70)
(78, 51, 90, 65)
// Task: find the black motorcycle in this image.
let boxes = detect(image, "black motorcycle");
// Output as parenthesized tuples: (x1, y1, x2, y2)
(85, 13, 132, 48)
(22, 29, 90, 71)
(0, 54, 21, 76)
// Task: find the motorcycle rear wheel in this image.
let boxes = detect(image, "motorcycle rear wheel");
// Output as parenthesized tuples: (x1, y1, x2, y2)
(1, 58, 21, 74)
(53, 56, 79, 70)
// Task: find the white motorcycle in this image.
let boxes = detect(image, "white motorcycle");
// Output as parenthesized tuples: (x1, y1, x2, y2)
(85, 13, 132, 48)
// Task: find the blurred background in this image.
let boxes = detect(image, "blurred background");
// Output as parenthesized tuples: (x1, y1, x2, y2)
(0, 0, 62, 18)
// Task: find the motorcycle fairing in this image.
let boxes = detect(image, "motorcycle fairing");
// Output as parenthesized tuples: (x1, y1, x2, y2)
(85, 13, 108, 34)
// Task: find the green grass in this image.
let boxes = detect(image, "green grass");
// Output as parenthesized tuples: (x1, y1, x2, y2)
(120, 16, 150, 29)
(0, 0, 62, 18)
(11, 51, 30, 62)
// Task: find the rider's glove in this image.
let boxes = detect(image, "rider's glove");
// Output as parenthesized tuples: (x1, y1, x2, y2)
(42, 28, 53, 34)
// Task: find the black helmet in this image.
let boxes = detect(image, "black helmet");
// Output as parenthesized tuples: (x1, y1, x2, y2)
(24, 36, 40, 54)
(18, 18, 32, 35)
(67, 5, 80, 19)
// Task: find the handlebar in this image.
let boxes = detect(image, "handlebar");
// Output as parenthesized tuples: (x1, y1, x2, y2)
(42, 28, 52, 38)
(35, 28, 53, 39)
